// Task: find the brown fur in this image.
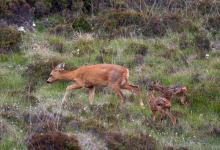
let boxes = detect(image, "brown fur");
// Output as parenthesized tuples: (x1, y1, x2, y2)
(147, 90, 176, 125)
(47, 64, 143, 106)
(152, 81, 188, 105)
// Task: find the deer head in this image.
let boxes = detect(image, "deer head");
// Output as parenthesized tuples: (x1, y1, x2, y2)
(47, 63, 65, 83)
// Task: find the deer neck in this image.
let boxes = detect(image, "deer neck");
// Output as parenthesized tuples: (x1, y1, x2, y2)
(59, 70, 76, 81)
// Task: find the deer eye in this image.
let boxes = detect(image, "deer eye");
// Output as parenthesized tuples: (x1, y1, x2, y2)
(50, 74, 53, 77)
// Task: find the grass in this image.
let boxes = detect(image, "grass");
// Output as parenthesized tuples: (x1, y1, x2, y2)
(0, 12, 220, 150)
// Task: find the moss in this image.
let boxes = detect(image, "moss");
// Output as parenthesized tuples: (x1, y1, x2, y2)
(0, 26, 22, 54)
(72, 16, 92, 32)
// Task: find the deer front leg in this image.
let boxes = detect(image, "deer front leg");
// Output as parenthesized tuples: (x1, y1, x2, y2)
(62, 84, 82, 105)
(88, 87, 95, 105)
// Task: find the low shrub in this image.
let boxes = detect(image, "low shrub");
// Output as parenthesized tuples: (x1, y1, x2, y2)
(125, 42, 148, 56)
(23, 58, 62, 90)
(49, 24, 73, 36)
(163, 13, 183, 32)
(194, 32, 211, 57)
(97, 9, 146, 32)
(72, 16, 92, 32)
(73, 39, 95, 56)
(26, 132, 81, 150)
(142, 16, 166, 37)
(206, 16, 220, 32)
(48, 36, 65, 53)
(0, 26, 22, 54)
(0, 0, 33, 27)
(34, 1, 50, 18)
(105, 132, 156, 150)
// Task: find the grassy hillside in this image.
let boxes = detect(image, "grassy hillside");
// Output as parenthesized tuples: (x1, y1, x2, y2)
(0, 0, 220, 150)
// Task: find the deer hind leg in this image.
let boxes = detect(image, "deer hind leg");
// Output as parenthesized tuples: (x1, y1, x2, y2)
(179, 95, 188, 105)
(88, 87, 95, 105)
(151, 110, 157, 122)
(164, 110, 176, 125)
(62, 84, 82, 105)
(122, 83, 144, 106)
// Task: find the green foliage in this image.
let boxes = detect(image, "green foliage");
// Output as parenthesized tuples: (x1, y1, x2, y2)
(72, 16, 92, 32)
(0, 137, 26, 150)
(142, 16, 166, 37)
(48, 36, 65, 53)
(11, 53, 27, 65)
(0, 26, 22, 53)
(125, 42, 148, 56)
(206, 16, 220, 32)
(73, 39, 95, 56)
(99, 9, 145, 32)
(23, 58, 62, 90)
(194, 32, 211, 57)
(0, 72, 25, 90)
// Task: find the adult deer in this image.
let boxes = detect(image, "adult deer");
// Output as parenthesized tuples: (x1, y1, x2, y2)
(47, 63, 144, 106)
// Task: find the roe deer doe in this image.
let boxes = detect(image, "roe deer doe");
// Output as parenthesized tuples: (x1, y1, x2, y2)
(47, 63, 144, 106)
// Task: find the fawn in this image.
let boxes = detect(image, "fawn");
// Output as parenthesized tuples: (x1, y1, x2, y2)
(147, 89, 176, 125)
(152, 81, 188, 105)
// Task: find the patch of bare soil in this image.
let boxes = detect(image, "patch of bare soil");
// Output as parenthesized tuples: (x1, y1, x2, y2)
(26, 131, 81, 150)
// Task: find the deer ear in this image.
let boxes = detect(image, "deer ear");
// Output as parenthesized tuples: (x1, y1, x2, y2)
(55, 63, 65, 71)
(61, 63, 65, 69)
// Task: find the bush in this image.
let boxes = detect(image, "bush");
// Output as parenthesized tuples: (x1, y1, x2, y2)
(98, 9, 146, 32)
(125, 42, 148, 56)
(0, 0, 33, 27)
(27, 132, 81, 150)
(34, 1, 50, 18)
(105, 132, 156, 150)
(23, 58, 62, 90)
(48, 36, 65, 53)
(142, 16, 166, 37)
(0, 26, 22, 54)
(49, 24, 73, 36)
(163, 13, 183, 32)
(194, 32, 210, 51)
(206, 16, 220, 32)
(72, 16, 92, 32)
(194, 32, 211, 57)
(73, 39, 95, 56)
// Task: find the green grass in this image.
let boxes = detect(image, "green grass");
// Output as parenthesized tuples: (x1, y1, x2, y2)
(0, 13, 220, 150)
